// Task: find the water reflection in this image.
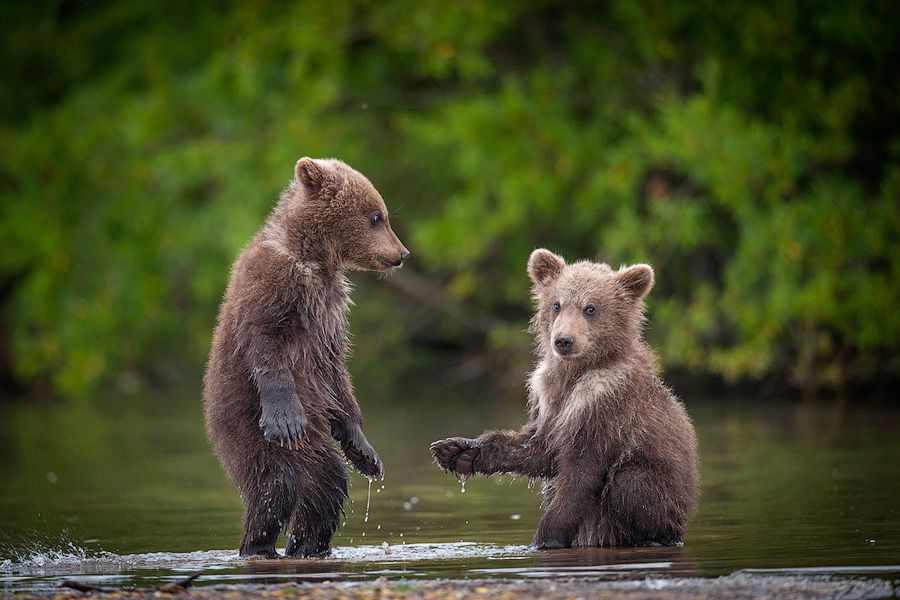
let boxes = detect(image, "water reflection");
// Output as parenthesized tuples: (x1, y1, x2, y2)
(237, 556, 348, 584)
(531, 545, 698, 578)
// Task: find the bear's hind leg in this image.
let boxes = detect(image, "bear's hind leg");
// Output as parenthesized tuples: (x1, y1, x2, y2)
(600, 467, 684, 546)
(238, 458, 299, 558)
(285, 456, 347, 558)
(532, 478, 590, 549)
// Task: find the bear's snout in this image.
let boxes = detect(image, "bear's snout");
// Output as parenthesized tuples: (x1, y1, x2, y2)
(553, 333, 575, 355)
(384, 248, 410, 268)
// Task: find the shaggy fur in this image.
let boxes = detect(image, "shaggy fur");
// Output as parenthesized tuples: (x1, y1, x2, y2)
(204, 158, 408, 558)
(432, 249, 698, 548)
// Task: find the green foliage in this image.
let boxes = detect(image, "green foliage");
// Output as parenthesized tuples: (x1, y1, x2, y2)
(1, 0, 898, 396)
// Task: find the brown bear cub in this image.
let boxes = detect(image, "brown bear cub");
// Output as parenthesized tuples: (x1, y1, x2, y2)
(431, 249, 698, 548)
(204, 158, 408, 558)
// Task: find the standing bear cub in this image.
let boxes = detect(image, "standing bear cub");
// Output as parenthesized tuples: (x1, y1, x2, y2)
(204, 158, 409, 558)
(431, 249, 698, 548)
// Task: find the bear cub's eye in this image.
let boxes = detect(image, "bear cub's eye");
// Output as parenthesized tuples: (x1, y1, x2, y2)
(584, 305, 596, 316)
(369, 212, 383, 227)
(552, 302, 561, 313)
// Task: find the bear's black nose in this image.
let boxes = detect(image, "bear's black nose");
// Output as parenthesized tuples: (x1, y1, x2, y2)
(554, 334, 574, 354)
(400, 249, 411, 263)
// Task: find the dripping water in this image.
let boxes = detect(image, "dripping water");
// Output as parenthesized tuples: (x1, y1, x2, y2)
(458, 472, 468, 494)
(364, 478, 372, 523)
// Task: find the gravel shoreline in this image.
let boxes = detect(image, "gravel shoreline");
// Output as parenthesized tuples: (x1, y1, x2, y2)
(3, 574, 896, 600)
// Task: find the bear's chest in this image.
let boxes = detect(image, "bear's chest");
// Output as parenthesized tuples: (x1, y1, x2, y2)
(533, 363, 635, 442)
(280, 277, 350, 362)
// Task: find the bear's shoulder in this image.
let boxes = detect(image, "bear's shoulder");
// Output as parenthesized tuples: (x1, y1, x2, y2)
(232, 240, 324, 295)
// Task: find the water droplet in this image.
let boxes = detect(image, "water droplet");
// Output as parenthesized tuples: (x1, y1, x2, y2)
(364, 478, 372, 523)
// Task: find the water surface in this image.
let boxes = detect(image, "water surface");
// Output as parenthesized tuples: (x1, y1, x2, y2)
(1, 379, 898, 592)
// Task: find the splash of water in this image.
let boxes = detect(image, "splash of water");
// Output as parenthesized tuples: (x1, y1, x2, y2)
(3, 542, 530, 576)
(0, 531, 113, 574)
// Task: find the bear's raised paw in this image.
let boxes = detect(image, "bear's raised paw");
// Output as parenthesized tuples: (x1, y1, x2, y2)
(430, 437, 480, 476)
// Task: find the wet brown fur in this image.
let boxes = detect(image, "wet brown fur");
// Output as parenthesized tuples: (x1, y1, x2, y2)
(432, 249, 699, 548)
(204, 158, 408, 558)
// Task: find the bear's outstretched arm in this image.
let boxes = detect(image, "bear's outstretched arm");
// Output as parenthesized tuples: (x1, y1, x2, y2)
(475, 426, 556, 477)
(245, 333, 308, 450)
(431, 423, 555, 479)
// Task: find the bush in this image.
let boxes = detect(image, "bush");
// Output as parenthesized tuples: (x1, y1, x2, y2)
(1, 1, 898, 396)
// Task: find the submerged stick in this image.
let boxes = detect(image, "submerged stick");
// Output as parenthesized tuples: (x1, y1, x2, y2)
(158, 573, 202, 592)
(58, 572, 201, 595)
(59, 580, 115, 593)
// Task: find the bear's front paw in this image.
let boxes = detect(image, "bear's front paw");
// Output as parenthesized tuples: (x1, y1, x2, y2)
(349, 444, 383, 480)
(259, 396, 308, 450)
(430, 437, 480, 476)
(340, 423, 384, 479)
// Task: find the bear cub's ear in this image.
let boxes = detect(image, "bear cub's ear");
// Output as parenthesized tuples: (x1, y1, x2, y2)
(294, 157, 331, 190)
(528, 249, 566, 287)
(617, 264, 654, 300)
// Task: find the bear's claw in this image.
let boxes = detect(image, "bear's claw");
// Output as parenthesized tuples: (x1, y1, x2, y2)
(259, 394, 308, 450)
(344, 438, 384, 479)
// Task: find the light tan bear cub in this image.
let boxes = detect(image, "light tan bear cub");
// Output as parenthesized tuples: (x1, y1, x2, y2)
(432, 249, 699, 548)
(204, 158, 409, 558)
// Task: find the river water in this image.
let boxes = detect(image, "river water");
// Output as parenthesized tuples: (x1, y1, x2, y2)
(1, 379, 898, 592)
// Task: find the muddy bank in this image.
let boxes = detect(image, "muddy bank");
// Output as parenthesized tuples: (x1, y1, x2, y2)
(4, 574, 896, 600)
